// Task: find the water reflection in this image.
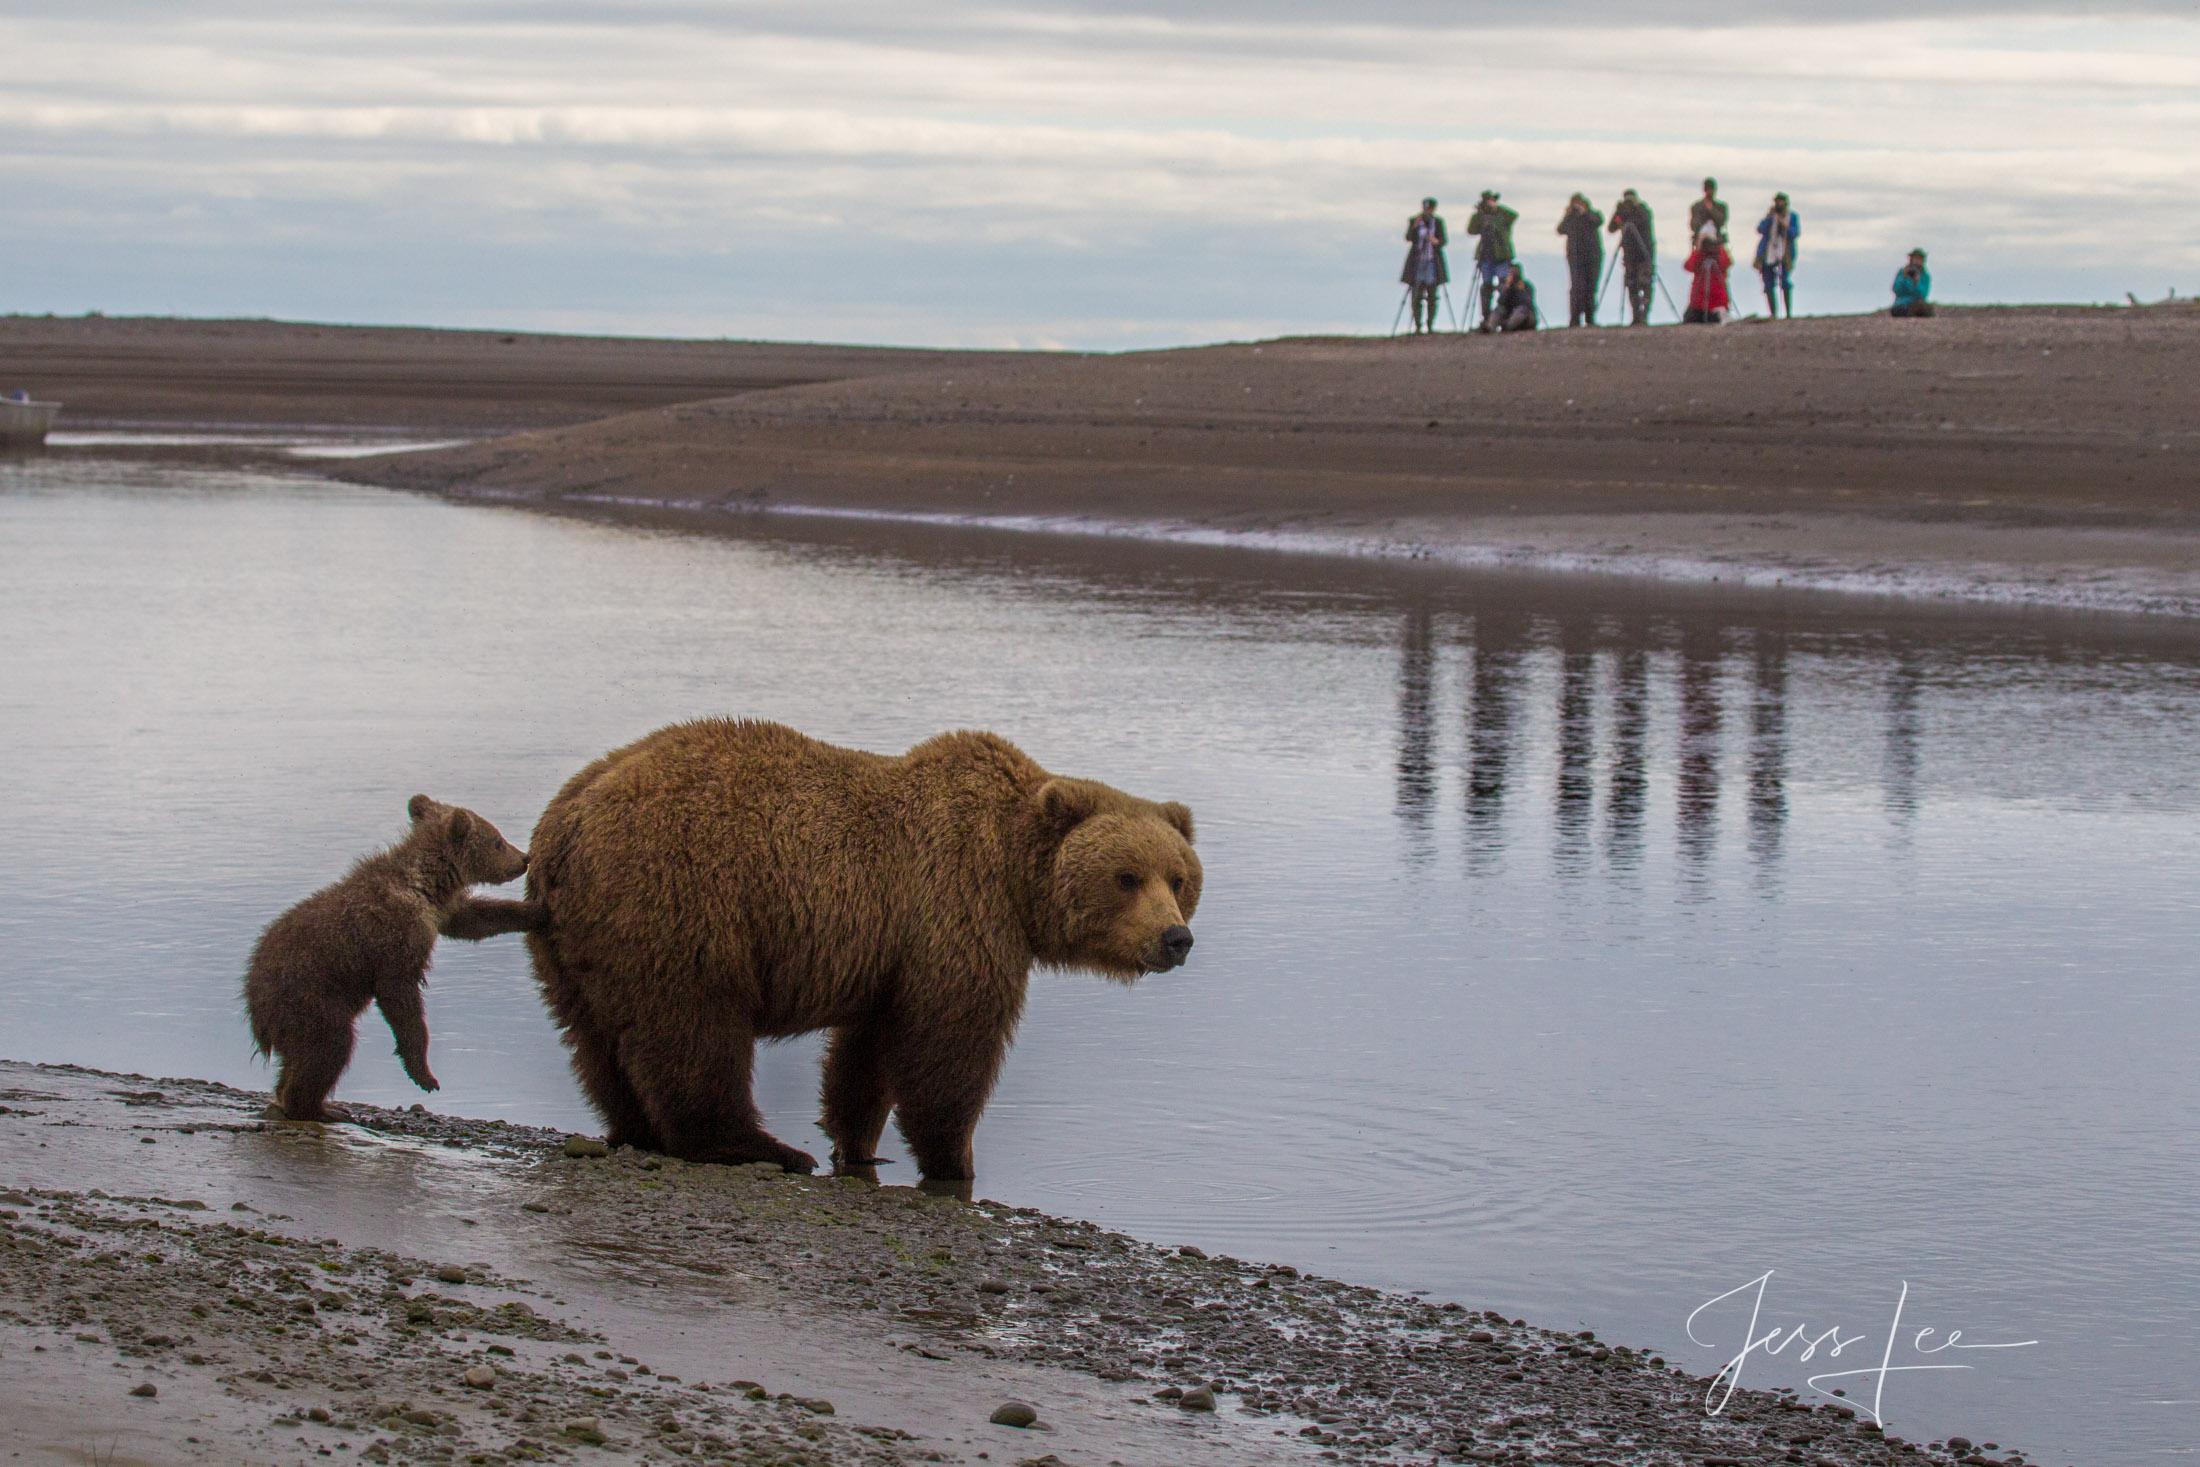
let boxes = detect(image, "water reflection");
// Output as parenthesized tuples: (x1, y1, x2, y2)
(1386, 613, 1813, 884)
(1605, 642, 1650, 872)
(1885, 648, 1925, 830)
(1396, 604, 1437, 862)
(1676, 627, 1725, 877)
(6, 469, 2198, 1467)
(1553, 622, 1596, 877)
(1747, 632, 1790, 882)
(1464, 614, 1527, 868)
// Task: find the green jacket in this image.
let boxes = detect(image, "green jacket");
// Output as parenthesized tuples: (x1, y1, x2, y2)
(1467, 202, 1518, 263)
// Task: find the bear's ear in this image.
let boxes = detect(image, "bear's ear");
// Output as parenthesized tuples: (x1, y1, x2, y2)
(407, 794, 436, 823)
(1158, 801, 1195, 843)
(446, 809, 475, 844)
(1036, 778, 1098, 831)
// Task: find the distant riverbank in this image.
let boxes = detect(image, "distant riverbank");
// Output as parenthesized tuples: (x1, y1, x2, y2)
(9, 307, 2198, 616)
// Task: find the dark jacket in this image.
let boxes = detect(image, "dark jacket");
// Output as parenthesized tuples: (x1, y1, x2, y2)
(1609, 199, 1655, 262)
(1467, 201, 1519, 263)
(1401, 213, 1449, 286)
(1558, 206, 1605, 269)
(1689, 195, 1729, 239)
(1496, 273, 1537, 319)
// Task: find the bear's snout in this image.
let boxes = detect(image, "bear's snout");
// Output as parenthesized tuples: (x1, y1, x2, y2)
(1152, 924, 1195, 970)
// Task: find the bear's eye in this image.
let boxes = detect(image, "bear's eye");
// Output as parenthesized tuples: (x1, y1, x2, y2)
(1116, 872, 1141, 892)
(1169, 876, 1185, 895)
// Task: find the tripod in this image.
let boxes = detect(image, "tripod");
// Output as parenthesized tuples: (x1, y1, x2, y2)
(1392, 281, 1461, 336)
(1596, 220, 1680, 324)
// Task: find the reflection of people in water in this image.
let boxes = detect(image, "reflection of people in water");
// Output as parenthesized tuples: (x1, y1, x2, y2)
(1396, 605, 1437, 847)
(1675, 629, 1724, 869)
(1554, 625, 1596, 873)
(1748, 634, 1789, 873)
(1604, 643, 1649, 868)
(1382, 609, 1795, 883)
(1465, 614, 1527, 860)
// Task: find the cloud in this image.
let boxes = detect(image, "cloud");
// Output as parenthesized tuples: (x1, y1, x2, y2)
(2, 2, 2194, 345)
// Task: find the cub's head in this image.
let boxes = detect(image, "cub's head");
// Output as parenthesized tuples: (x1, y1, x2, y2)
(408, 794, 530, 886)
(1036, 778, 1202, 981)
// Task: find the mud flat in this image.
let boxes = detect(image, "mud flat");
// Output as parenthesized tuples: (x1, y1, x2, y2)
(0, 1061, 2022, 1467)
(9, 308, 2198, 616)
(0, 315, 1002, 433)
(323, 304, 2200, 618)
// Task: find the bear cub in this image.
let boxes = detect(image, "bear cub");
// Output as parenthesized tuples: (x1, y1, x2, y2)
(244, 795, 529, 1121)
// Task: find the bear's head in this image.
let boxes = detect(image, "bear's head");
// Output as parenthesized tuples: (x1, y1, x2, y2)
(408, 794, 530, 886)
(1036, 778, 1201, 981)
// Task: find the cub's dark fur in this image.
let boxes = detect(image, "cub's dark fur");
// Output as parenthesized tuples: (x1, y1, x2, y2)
(243, 795, 528, 1121)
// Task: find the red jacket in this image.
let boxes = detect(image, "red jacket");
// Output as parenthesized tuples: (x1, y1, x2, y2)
(1685, 244, 1732, 312)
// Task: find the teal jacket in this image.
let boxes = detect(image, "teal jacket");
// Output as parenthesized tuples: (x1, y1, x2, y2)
(1892, 265, 1931, 306)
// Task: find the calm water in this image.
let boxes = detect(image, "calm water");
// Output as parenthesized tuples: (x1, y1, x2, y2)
(3, 458, 2195, 1465)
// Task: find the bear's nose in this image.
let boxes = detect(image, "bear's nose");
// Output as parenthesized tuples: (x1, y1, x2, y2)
(1160, 925, 1194, 965)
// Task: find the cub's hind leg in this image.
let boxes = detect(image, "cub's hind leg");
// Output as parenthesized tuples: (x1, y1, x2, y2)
(272, 1018, 357, 1122)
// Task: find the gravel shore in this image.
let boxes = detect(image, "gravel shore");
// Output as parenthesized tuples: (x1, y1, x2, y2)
(2, 1061, 2021, 1467)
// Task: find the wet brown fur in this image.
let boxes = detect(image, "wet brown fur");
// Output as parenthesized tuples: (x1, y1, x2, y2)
(243, 796, 529, 1121)
(510, 720, 1200, 1183)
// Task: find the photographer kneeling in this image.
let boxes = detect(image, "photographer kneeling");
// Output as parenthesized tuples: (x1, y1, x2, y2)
(1480, 263, 1538, 333)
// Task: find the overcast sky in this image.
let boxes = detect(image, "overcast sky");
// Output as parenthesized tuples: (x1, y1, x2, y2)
(3, 2, 2194, 347)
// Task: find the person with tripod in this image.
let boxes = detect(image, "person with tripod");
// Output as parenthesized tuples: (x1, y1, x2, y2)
(1557, 193, 1605, 327)
(1401, 198, 1449, 334)
(1608, 189, 1656, 325)
(1754, 193, 1799, 318)
(1467, 191, 1519, 328)
(1682, 222, 1732, 323)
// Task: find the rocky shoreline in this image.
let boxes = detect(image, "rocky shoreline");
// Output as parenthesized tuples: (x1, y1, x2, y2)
(0, 1061, 2033, 1467)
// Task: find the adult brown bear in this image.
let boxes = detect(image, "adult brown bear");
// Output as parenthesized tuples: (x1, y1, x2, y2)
(490, 720, 1201, 1189)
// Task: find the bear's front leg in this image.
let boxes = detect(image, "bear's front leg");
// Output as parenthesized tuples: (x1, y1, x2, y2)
(890, 1021, 1008, 1189)
(375, 980, 440, 1093)
(440, 897, 544, 942)
(821, 1022, 896, 1181)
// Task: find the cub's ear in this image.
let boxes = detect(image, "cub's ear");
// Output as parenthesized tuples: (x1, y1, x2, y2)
(1036, 778, 1099, 830)
(1158, 801, 1196, 843)
(407, 794, 437, 823)
(445, 809, 475, 844)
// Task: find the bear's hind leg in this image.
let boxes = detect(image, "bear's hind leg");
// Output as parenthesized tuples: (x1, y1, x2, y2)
(272, 1021, 356, 1123)
(564, 1018, 662, 1153)
(624, 1018, 817, 1174)
(821, 1022, 896, 1180)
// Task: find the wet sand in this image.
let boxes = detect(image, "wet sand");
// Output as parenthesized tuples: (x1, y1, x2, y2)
(9, 307, 2199, 613)
(3, 1060, 1984, 1467)
(320, 304, 2200, 616)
